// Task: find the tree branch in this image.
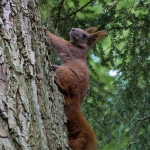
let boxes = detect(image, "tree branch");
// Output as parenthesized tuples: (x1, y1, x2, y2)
(54, 0, 65, 28)
(128, 115, 150, 149)
(138, 115, 150, 121)
(52, 0, 94, 21)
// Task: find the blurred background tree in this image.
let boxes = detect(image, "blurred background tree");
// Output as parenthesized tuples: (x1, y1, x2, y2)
(39, 0, 150, 149)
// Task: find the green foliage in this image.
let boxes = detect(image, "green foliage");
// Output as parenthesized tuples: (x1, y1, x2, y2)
(39, 0, 150, 149)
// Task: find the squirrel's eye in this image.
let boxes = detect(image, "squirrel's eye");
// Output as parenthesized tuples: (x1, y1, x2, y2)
(82, 34, 86, 37)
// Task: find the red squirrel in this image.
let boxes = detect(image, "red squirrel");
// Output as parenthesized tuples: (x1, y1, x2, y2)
(44, 27, 107, 150)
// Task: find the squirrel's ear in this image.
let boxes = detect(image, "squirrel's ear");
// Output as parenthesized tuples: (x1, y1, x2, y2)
(85, 27, 98, 34)
(88, 30, 107, 46)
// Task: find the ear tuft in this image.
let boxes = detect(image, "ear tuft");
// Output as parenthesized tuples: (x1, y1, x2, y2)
(85, 27, 98, 34)
(88, 30, 107, 46)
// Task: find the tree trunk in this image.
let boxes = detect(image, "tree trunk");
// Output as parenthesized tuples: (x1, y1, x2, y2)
(0, 0, 69, 149)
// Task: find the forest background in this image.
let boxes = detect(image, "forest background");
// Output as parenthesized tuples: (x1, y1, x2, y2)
(40, 0, 150, 149)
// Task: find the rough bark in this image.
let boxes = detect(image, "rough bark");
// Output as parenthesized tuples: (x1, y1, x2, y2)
(0, 0, 69, 149)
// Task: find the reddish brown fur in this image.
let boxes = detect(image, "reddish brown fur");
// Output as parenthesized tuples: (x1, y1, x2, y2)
(44, 27, 107, 150)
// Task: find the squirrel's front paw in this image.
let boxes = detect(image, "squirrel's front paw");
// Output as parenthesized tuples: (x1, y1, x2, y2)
(50, 64, 58, 71)
(43, 26, 48, 34)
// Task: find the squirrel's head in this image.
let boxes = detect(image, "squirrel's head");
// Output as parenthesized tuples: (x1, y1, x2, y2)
(69, 27, 107, 48)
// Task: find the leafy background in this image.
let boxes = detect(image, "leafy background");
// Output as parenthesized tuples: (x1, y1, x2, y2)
(39, 0, 150, 149)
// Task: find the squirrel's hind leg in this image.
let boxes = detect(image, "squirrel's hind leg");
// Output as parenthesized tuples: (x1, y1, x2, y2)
(69, 137, 87, 150)
(54, 74, 69, 96)
(54, 66, 79, 102)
